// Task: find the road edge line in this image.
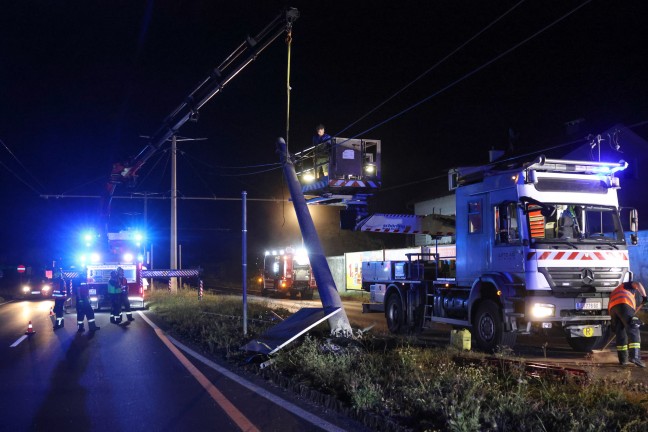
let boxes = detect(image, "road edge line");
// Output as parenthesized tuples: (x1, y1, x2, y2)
(137, 311, 347, 432)
(138, 311, 259, 432)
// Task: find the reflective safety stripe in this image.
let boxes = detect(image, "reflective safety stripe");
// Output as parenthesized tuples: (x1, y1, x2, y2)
(629, 342, 641, 349)
(88, 319, 95, 323)
(616, 345, 628, 351)
(77, 321, 83, 325)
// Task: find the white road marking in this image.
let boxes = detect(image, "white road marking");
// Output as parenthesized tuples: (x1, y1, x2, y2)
(138, 311, 347, 432)
(10, 335, 28, 348)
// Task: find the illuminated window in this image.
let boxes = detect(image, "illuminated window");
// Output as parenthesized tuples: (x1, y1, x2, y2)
(495, 202, 519, 244)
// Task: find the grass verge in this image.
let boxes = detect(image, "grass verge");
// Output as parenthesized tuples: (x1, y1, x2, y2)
(148, 290, 648, 432)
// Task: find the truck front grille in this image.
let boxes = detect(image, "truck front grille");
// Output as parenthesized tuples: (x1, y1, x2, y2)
(542, 267, 623, 293)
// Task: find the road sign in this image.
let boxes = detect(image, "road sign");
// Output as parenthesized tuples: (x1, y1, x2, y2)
(17, 265, 26, 273)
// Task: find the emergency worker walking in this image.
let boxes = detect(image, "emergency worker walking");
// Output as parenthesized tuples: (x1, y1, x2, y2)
(108, 271, 122, 324)
(116, 267, 134, 322)
(74, 275, 100, 333)
(51, 269, 69, 330)
(609, 279, 647, 367)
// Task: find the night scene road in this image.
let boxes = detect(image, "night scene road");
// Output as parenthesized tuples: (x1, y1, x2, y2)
(0, 299, 359, 432)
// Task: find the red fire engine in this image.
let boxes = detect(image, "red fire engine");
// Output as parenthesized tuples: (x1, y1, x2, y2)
(261, 247, 316, 299)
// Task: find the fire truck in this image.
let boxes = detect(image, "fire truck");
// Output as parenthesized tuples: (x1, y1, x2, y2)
(75, 229, 146, 310)
(360, 156, 639, 352)
(261, 247, 316, 299)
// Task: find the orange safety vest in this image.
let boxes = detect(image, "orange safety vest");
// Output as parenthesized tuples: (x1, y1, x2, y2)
(608, 283, 637, 310)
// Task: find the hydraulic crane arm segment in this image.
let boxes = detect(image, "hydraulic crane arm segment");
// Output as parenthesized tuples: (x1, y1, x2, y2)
(130, 7, 299, 176)
(101, 7, 299, 227)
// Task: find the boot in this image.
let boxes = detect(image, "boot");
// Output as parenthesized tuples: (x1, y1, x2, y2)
(110, 315, 117, 324)
(53, 319, 64, 331)
(77, 324, 85, 333)
(116, 313, 122, 324)
(127, 313, 134, 322)
(89, 320, 100, 332)
(630, 348, 646, 368)
(618, 349, 630, 366)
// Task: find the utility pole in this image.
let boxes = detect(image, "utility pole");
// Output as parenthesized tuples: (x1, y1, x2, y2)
(169, 135, 207, 293)
(170, 135, 178, 293)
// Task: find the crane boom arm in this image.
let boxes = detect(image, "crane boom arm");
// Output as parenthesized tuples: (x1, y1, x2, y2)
(101, 7, 299, 228)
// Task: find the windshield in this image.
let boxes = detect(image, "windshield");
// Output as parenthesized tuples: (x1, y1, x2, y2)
(526, 203, 624, 244)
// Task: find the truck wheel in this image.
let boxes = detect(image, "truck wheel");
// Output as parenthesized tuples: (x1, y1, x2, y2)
(565, 325, 612, 352)
(385, 293, 405, 334)
(302, 288, 314, 300)
(473, 300, 516, 352)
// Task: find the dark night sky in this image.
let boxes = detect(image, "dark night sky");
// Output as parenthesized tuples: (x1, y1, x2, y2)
(1, 1, 647, 276)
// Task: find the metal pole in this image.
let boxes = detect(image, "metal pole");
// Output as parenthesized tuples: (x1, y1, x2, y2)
(170, 135, 178, 293)
(242, 191, 248, 336)
(179, 244, 182, 289)
(276, 137, 352, 337)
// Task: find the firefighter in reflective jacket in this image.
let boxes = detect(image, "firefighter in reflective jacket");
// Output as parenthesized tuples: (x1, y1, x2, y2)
(52, 269, 69, 330)
(74, 276, 100, 333)
(609, 280, 647, 367)
(116, 267, 134, 322)
(108, 271, 122, 324)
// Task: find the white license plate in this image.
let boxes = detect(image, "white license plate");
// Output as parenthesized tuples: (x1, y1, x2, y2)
(89, 289, 97, 295)
(577, 301, 601, 310)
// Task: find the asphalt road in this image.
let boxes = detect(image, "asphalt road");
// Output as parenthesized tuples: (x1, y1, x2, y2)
(0, 299, 363, 432)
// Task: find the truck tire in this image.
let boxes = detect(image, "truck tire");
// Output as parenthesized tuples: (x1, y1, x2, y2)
(385, 293, 405, 334)
(473, 299, 516, 352)
(565, 325, 612, 352)
(302, 288, 314, 300)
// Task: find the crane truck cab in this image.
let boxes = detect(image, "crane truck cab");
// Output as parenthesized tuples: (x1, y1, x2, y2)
(362, 156, 638, 352)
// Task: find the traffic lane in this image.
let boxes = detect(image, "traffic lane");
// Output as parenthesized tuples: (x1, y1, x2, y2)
(1, 307, 239, 431)
(142, 311, 366, 432)
(2, 301, 354, 432)
(0, 299, 55, 347)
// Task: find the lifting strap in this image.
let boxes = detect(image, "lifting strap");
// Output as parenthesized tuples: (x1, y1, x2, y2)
(285, 22, 293, 152)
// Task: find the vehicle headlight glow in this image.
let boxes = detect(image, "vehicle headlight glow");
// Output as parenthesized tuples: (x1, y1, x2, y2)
(303, 171, 315, 182)
(22, 285, 30, 293)
(531, 303, 555, 318)
(123, 253, 134, 263)
(41, 285, 51, 292)
(90, 252, 101, 263)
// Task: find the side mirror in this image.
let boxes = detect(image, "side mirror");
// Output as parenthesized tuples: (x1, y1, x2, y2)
(630, 208, 639, 233)
(630, 208, 639, 245)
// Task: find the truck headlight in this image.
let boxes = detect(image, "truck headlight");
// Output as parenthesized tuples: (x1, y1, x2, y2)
(22, 285, 30, 293)
(531, 303, 555, 318)
(41, 285, 51, 292)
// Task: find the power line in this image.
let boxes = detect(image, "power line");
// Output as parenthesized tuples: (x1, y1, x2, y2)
(0, 137, 46, 194)
(335, 0, 594, 145)
(335, 0, 527, 138)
